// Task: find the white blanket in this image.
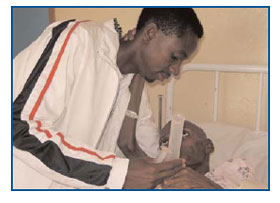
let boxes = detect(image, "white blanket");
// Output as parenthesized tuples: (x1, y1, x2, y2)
(198, 122, 268, 186)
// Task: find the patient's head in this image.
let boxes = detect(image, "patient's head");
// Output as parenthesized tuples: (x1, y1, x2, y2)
(180, 121, 214, 170)
(160, 120, 214, 174)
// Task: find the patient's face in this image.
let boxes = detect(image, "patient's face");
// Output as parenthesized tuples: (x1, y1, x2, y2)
(179, 121, 213, 168)
(160, 120, 213, 173)
(138, 30, 198, 83)
(180, 132, 206, 166)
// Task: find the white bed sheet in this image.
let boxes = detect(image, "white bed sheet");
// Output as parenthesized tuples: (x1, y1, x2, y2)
(198, 122, 268, 186)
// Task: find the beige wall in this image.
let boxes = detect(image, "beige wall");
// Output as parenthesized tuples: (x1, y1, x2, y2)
(53, 8, 268, 131)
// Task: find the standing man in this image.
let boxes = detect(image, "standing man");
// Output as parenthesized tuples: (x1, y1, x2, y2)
(13, 8, 203, 189)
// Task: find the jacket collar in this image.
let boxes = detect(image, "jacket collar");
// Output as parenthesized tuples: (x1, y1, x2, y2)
(96, 19, 123, 79)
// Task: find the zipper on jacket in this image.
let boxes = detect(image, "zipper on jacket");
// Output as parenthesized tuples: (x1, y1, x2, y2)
(95, 50, 121, 147)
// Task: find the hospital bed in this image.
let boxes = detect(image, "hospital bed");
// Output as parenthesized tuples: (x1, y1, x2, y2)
(159, 63, 269, 188)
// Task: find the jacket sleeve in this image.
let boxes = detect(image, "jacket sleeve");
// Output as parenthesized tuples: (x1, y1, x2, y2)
(13, 20, 129, 189)
(135, 86, 161, 158)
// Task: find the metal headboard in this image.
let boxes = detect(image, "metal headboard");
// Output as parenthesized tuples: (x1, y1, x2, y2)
(161, 64, 268, 132)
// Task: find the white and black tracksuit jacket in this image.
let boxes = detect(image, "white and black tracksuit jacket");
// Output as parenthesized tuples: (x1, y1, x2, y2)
(13, 19, 160, 189)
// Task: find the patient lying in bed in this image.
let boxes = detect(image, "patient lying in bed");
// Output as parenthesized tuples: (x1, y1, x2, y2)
(158, 120, 263, 189)
(160, 120, 214, 175)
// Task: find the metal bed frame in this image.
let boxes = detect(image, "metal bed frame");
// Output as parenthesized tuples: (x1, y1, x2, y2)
(158, 64, 268, 132)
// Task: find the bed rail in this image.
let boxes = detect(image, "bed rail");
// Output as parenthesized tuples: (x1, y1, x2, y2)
(164, 64, 268, 131)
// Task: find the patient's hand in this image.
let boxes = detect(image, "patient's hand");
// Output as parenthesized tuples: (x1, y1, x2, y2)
(123, 28, 136, 41)
(118, 74, 147, 159)
(157, 167, 223, 189)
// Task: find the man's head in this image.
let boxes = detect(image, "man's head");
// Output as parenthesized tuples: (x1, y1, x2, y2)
(135, 8, 203, 82)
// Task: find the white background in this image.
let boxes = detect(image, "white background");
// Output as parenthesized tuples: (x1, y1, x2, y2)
(2, 0, 279, 202)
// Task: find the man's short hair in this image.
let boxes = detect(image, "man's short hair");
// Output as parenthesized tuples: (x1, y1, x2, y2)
(136, 8, 204, 38)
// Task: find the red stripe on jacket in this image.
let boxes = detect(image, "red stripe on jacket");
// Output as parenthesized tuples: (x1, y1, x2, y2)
(28, 21, 115, 160)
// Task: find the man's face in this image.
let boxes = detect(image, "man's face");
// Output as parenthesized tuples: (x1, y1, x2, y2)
(138, 29, 199, 83)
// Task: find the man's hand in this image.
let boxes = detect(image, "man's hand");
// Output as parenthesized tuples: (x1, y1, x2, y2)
(159, 167, 223, 189)
(123, 158, 186, 189)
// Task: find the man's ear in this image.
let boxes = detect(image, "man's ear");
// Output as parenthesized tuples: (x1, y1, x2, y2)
(143, 22, 158, 43)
